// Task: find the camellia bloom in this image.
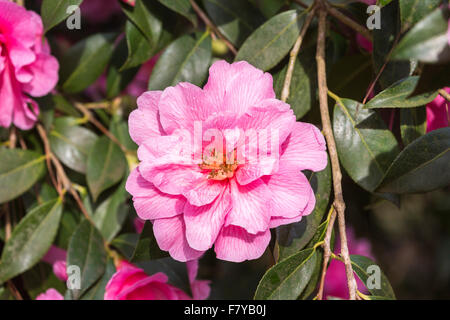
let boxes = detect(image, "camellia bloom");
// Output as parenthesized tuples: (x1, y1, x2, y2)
(324, 228, 373, 299)
(126, 60, 327, 262)
(36, 288, 64, 300)
(0, 0, 59, 130)
(426, 87, 450, 132)
(104, 260, 210, 300)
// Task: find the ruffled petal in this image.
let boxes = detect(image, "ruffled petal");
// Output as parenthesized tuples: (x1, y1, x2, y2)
(129, 91, 164, 144)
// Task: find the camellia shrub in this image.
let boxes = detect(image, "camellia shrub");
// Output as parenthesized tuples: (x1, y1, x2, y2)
(0, 0, 449, 301)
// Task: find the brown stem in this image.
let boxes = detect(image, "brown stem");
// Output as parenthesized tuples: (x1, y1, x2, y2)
(281, 7, 316, 102)
(315, 3, 357, 300)
(36, 125, 61, 196)
(189, 0, 237, 55)
(326, 4, 372, 41)
(73, 103, 128, 154)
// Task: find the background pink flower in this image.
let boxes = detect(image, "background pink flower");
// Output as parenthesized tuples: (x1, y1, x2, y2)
(126, 60, 327, 262)
(323, 228, 373, 299)
(42, 245, 68, 282)
(104, 260, 210, 300)
(426, 87, 450, 132)
(0, 0, 59, 130)
(36, 288, 64, 300)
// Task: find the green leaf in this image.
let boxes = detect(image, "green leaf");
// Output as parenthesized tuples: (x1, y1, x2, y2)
(0, 199, 63, 284)
(131, 221, 169, 262)
(93, 180, 129, 242)
(110, 233, 139, 260)
(351, 255, 396, 299)
(22, 263, 66, 299)
(55, 209, 80, 249)
(276, 160, 331, 261)
(67, 220, 107, 300)
(41, 0, 83, 32)
(0, 148, 46, 204)
(81, 258, 116, 300)
(333, 98, 400, 192)
(202, 0, 264, 46)
(60, 33, 115, 93)
(148, 32, 212, 90)
(254, 248, 317, 300)
(120, 0, 162, 46)
(50, 117, 98, 174)
(399, 0, 441, 31)
(158, 0, 197, 26)
(273, 44, 317, 119)
(364, 76, 438, 109)
(121, 21, 154, 71)
(400, 107, 427, 146)
(235, 9, 306, 71)
(377, 128, 450, 194)
(373, 1, 411, 88)
(393, 7, 450, 64)
(87, 136, 127, 201)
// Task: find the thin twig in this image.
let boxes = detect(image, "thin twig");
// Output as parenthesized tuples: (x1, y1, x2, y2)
(326, 4, 372, 41)
(316, 206, 336, 300)
(36, 125, 61, 196)
(315, 3, 357, 300)
(189, 0, 237, 55)
(73, 103, 128, 154)
(281, 7, 317, 102)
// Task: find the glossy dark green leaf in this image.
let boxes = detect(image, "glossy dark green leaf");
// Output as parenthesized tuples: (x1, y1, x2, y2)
(148, 32, 212, 90)
(377, 128, 450, 194)
(351, 255, 396, 299)
(93, 180, 128, 242)
(120, 0, 162, 46)
(202, 0, 264, 46)
(131, 221, 169, 262)
(254, 248, 317, 300)
(22, 263, 66, 299)
(67, 220, 107, 299)
(276, 160, 331, 261)
(158, 0, 196, 26)
(400, 107, 427, 146)
(373, 1, 411, 88)
(273, 45, 317, 119)
(121, 21, 153, 71)
(0, 199, 63, 284)
(110, 118, 137, 151)
(81, 258, 116, 300)
(0, 148, 46, 204)
(87, 136, 127, 202)
(235, 9, 306, 71)
(364, 76, 438, 109)
(393, 7, 450, 64)
(411, 62, 450, 96)
(50, 117, 98, 174)
(60, 33, 115, 93)
(41, 0, 83, 32)
(399, 0, 441, 30)
(110, 233, 139, 260)
(55, 209, 80, 249)
(333, 98, 400, 192)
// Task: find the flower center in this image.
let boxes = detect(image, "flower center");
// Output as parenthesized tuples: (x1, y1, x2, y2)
(199, 148, 239, 180)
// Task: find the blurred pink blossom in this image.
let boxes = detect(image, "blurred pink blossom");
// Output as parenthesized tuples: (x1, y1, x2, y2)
(42, 245, 68, 282)
(0, 0, 59, 130)
(36, 288, 64, 300)
(426, 87, 450, 132)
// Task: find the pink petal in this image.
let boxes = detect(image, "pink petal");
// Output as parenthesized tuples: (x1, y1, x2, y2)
(263, 166, 314, 219)
(53, 260, 68, 282)
(129, 91, 164, 144)
(280, 122, 327, 172)
(204, 60, 275, 116)
(152, 216, 205, 262)
(186, 260, 211, 300)
(36, 288, 64, 300)
(183, 177, 226, 206)
(126, 168, 185, 220)
(426, 87, 450, 132)
(225, 179, 271, 234)
(184, 188, 232, 251)
(214, 226, 271, 263)
(13, 96, 39, 130)
(22, 52, 59, 97)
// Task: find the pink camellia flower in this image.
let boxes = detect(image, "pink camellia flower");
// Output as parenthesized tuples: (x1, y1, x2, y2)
(324, 228, 373, 299)
(42, 245, 68, 282)
(426, 87, 450, 132)
(104, 260, 210, 300)
(126, 60, 327, 262)
(0, 0, 59, 130)
(36, 288, 64, 300)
